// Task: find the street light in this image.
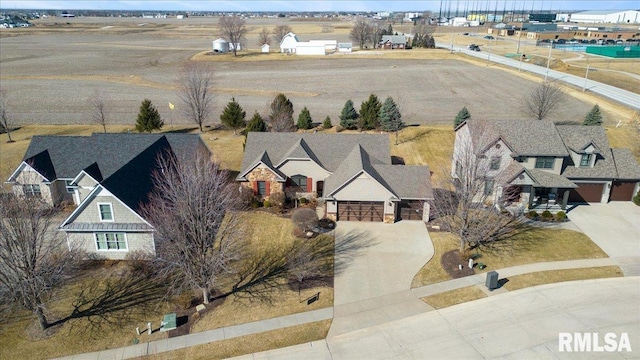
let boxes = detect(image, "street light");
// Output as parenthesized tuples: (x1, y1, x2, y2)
(583, 55, 591, 92)
(544, 43, 553, 81)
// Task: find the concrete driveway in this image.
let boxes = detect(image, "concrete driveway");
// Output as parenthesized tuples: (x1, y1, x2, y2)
(329, 221, 434, 337)
(567, 203, 640, 275)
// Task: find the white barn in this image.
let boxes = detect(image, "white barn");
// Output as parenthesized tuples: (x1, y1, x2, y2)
(569, 10, 640, 24)
(309, 39, 337, 52)
(280, 32, 299, 53)
(212, 38, 229, 53)
(261, 43, 270, 53)
(295, 42, 326, 55)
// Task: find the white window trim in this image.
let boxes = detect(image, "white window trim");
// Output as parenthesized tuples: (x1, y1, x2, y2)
(64, 179, 75, 193)
(97, 203, 114, 222)
(580, 154, 592, 167)
(94, 232, 128, 251)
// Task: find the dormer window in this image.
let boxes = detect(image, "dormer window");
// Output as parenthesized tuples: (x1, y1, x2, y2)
(98, 203, 113, 222)
(535, 157, 555, 169)
(580, 154, 592, 167)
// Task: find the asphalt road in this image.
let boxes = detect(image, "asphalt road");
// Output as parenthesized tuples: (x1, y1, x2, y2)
(437, 41, 640, 111)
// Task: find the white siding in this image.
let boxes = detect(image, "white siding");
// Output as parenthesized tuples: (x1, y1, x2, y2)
(278, 159, 331, 192)
(67, 232, 155, 260)
(71, 192, 146, 224)
(295, 43, 326, 55)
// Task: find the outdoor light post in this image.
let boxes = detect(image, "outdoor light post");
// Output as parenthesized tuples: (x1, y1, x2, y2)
(544, 43, 553, 81)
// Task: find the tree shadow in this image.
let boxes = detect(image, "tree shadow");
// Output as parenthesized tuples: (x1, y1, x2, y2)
(397, 128, 432, 145)
(163, 127, 198, 134)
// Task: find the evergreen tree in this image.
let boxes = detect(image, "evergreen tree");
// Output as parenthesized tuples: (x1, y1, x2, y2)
(339, 99, 359, 130)
(269, 93, 295, 132)
(220, 97, 246, 135)
(454, 106, 471, 128)
(358, 94, 382, 130)
(582, 104, 603, 126)
(135, 99, 163, 133)
(379, 96, 403, 144)
(323, 116, 332, 129)
(297, 106, 313, 130)
(246, 111, 267, 133)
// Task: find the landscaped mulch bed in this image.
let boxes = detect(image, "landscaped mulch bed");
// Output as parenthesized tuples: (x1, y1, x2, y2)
(441, 250, 475, 279)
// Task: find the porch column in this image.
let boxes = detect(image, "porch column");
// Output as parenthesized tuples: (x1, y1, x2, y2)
(561, 190, 569, 210)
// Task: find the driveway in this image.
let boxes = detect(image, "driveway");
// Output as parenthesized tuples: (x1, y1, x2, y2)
(568, 203, 640, 275)
(329, 221, 434, 337)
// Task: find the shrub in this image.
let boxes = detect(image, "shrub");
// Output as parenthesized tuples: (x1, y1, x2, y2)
(250, 198, 262, 208)
(527, 210, 539, 219)
(299, 197, 308, 205)
(634, 192, 640, 206)
(263, 200, 271, 208)
(541, 210, 553, 220)
(269, 191, 286, 210)
(335, 125, 344, 133)
(323, 116, 332, 129)
(174, 291, 196, 310)
(555, 211, 567, 221)
(291, 207, 319, 232)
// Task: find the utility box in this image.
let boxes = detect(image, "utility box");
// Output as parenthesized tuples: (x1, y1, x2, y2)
(486, 271, 499, 290)
(160, 313, 177, 332)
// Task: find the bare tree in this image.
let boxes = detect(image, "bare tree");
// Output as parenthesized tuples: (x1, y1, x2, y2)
(524, 80, 567, 120)
(435, 123, 526, 253)
(0, 195, 82, 330)
(411, 20, 436, 48)
(287, 236, 333, 295)
(0, 87, 14, 142)
(268, 93, 296, 132)
(258, 27, 271, 46)
(90, 90, 108, 133)
(218, 16, 247, 57)
(178, 62, 215, 132)
(272, 24, 293, 44)
(141, 150, 246, 304)
(350, 18, 373, 49)
(291, 208, 319, 232)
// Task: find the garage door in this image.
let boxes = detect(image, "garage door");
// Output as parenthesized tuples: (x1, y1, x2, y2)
(610, 181, 636, 201)
(568, 183, 604, 203)
(399, 200, 424, 221)
(337, 201, 384, 221)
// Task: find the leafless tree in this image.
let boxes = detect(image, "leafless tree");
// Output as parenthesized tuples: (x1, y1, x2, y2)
(90, 90, 108, 133)
(0, 195, 82, 330)
(0, 87, 14, 142)
(350, 18, 373, 49)
(524, 80, 567, 120)
(268, 93, 296, 132)
(434, 124, 526, 253)
(218, 16, 247, 57)
(287, 236, 333, 295)
(141, 150, 246, 304)
(178, 62, 215, 132)
(272, 24, 293, 44)
(291, 208, 319, 232)
(370, 21, 384, 46)
(258, 27, 271, 46)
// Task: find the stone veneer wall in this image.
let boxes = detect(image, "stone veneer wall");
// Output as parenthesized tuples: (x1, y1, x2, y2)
(242, 167, 283, 199)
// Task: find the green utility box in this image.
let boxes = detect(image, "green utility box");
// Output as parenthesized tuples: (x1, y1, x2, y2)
(160, 313, 177, 332)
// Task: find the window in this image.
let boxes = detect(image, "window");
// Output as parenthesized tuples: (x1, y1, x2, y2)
(580, 154, 592, 167)
(455, 160, 462, 177)
(291, 175, 307, 192)
(23, 184, 41, 198)
(98, 203, 113, 221)
(257, 181, 267, 196)
(490, 157, 501, 170)
(535, 157, 555, 169)
(65, 180, 75, 193)
(95, 233, 127, 251)
(484, 179, 494, 196)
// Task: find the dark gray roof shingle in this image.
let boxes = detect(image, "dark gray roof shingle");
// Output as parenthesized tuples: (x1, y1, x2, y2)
(612, 148, 640, 180)
(556, 126, 618, 179)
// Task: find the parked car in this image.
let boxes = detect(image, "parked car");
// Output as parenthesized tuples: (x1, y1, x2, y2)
(467, 44, 481, 51)
(463, 32, 469, 36)
(484, 35, 494, 39)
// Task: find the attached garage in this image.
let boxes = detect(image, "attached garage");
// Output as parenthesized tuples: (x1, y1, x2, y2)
(337, 201, 384, 221)
(398, 200, 424, 221)
(609, 181, 637, 201)
(568, 183, 604, 203)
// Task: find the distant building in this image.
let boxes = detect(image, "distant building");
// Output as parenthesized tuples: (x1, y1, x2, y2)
(261, 43, 270, 53)
(338, 42, 353, 53)
(569, 10, 640, 24)
(280, 32, 299, 54)
(212, 38, 229, 53)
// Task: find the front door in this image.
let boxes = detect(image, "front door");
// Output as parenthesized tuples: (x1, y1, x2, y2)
(316, 181, 324, 197)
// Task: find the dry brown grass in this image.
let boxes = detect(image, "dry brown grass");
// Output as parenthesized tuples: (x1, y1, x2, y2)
(421, 286, 487, 309)
(412, 228, 609, 288)
(504, 266, 624, 291)
(392, 125, 455, 184)
(142, 320, 332, 360)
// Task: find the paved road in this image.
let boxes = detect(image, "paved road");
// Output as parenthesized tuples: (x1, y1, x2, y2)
(437, 41, 640, 111)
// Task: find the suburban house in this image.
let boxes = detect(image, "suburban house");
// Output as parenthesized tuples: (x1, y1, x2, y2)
(237, 133, 434, 222)
(452, 119, 640, 211)
(379, 35, 409, 49)
(6, 133, 208, 259)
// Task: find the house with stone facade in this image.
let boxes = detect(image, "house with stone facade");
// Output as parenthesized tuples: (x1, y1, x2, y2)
(237, 132, 434, 222)
(453, 119, 640, 211)
(5, 133, 208, 259)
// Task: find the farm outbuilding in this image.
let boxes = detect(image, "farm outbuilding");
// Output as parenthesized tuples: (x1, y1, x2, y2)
(295, 42, 326, 55)
(280, 32, 299, 54)
(338, 42, 353, 53)
(212, 38, 229, 53)
(310, 39, 337, 52)
(261, 44, 270, 53)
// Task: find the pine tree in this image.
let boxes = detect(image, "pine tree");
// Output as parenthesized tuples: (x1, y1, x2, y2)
(454, 106, 471, 128)
(135, 99, 163, 133)
(582, 104, 603, 126)
(359, 94, 382, 130)
(220, 97, 246, 135)
(246, 111, 267, 133)
(297, 106, 313, 130)
(379, 96, 403, 144)
(323, 116, 332, 129)
(269, 93, 295, 132)
(339, 99, 358, 130)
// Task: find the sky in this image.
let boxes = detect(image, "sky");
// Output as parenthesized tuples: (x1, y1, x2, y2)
(1, 1, 637, 12)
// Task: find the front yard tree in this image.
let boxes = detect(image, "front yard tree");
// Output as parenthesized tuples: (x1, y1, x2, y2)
(178, 62, 215, 132)
(454, 106, 471, 128)
(524, 80, 566, 120)
(0, 87, 14, 142)
(142, 150, 245, 305)
(291, 208, 319, 232)
(379, 96, 404, 145)
(0, 196, 81, 330)
(272, 24, 293, 44)
(90, 90, 109, 133)
(339, 99, 359, 130)
(350, 18, 373, 49)
(297, 106, 313, 130)
(135, 99, 163, 133)
(583, 104, 603, 126)
(268, 93, 295, 132)
(246, 111, 267, 133)
(220, 97, 246, 135)
(218, 16, 247, 57)
(358, 94, 382, 130)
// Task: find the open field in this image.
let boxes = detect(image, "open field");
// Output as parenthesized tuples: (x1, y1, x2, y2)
(2, 16, 637, 129)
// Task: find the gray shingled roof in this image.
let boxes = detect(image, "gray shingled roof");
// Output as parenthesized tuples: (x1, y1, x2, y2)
(381, 35, 407, 44)
(494, 162, 526, 185)
(324, 144, 393, 197)
(612, 148, 640, 180)
(489, 119, 568, 156)
(556, 126, 618, 179)
(529, 169, 577, 188)
(372, 165, 434, 199)
(61, 223, 153, 231)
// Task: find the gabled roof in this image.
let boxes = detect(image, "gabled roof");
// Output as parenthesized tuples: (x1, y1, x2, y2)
(611, 148, 640, 180)
(489, 119, 568, 156)
(556, 126, 618, 179)
(372, 165, 434, 199)
(277, 138, 322, 166)
(381, 35, 407, 44)
(495, 163, 577, 188)
(237, 150, 286, 181)
(324, 144, 393, 197)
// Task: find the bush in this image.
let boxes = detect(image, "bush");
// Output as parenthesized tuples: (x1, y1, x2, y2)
(269, 191, 286, 210)
(335, 125, 344, 133)
(527, 210, 539, 219)
(291, 207, 319, 232)
(541, 210, 553, 220)
(250, 198, 262, 208)
(263, 200, 271, 208)
(174, 291, 196, 310)
(299, 197, 308, 205)
(555, 211, 567, 221)
(323, 116, 332, 129)
(634, 192, 640, 206)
